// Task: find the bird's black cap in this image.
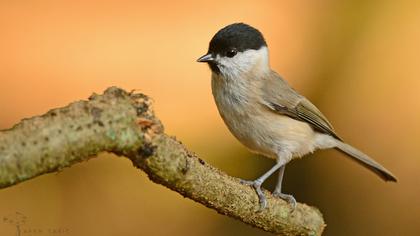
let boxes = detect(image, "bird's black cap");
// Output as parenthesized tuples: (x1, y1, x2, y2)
(208, 23, 267, 55)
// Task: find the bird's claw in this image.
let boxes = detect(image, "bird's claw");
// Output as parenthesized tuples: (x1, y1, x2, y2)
(241, 179, 297, 211)
(240, 179, 267, 210)
(273, 191, 297, 210)
(239, 179, 254, 185)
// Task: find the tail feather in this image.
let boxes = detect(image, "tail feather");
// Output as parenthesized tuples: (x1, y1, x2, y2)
(334, 141, 397, 182)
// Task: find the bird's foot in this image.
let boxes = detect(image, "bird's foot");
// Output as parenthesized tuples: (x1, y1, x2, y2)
(240, 179, 267, 210)
(272, 190, 297, 210)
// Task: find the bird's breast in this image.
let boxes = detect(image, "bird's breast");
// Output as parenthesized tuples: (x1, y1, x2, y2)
(211, 74, 317, 158)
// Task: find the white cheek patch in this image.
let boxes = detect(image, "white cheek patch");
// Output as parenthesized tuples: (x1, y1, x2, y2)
(217, 46, 269, 79)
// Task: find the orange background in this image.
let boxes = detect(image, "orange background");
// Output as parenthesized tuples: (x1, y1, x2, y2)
(1, 1, 419, 235)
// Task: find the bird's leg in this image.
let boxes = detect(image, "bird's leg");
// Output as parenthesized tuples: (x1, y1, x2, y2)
(240, 161, 284, 210)
(273, 164, 297, 209)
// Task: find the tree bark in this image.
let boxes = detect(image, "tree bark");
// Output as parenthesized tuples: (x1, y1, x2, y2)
(0, 87, 325, 235)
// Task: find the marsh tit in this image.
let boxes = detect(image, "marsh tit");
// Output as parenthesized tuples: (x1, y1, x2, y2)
(197, 23, 397, 209)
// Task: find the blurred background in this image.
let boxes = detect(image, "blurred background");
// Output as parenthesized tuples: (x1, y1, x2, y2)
(0, 1, 419, 235)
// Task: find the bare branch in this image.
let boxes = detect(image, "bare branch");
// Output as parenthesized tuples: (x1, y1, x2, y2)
(0, 87, 325, 235)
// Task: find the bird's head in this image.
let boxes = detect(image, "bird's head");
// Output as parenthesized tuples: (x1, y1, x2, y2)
(197, 23, 270, 79)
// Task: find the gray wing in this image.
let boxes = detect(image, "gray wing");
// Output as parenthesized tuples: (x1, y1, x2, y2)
(262, 72, 342, 141)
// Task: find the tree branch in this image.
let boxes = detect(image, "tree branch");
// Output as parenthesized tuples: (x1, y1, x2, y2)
(0, 87, 325, 235)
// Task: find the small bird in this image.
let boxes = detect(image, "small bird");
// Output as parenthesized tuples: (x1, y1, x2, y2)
(197, 23, 397, 209)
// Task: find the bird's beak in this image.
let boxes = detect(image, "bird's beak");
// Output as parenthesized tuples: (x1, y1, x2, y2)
(196, 53, 214, 63)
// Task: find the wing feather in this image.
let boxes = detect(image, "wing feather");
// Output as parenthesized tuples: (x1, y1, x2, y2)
(262, 72, 342, 140)
(295, 99, 341, 140)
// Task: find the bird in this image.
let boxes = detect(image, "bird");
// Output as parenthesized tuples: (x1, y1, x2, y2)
(197, 23, 397, 209)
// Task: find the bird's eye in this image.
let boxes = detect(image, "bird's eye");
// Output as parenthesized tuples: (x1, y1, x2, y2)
(226, 48, 237, 58)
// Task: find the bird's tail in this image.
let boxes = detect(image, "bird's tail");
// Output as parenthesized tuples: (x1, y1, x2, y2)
(334, 140, 397, 182)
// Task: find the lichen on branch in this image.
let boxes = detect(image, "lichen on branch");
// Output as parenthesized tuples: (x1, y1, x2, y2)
(0, 87, 325, 235)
